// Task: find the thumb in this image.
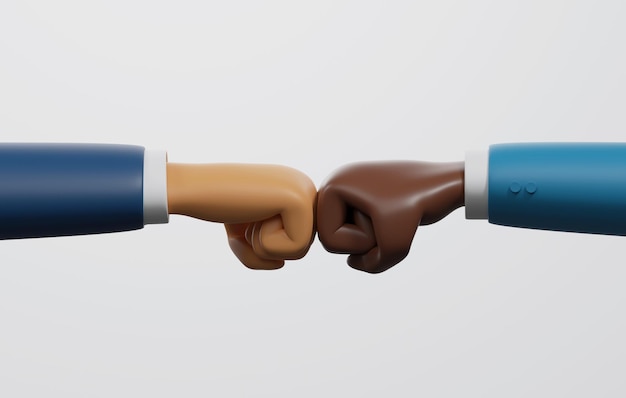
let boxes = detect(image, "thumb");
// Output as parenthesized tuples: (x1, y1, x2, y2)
(347, 210, 421, 273)
(258, 201, 315, 259)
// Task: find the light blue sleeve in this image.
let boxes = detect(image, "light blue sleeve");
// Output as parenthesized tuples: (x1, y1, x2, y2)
(488, 143, 626, 235)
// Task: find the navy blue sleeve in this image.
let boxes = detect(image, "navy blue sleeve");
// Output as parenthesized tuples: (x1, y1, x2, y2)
(0, 143, 144, 239)
(488, 143, 626, 235)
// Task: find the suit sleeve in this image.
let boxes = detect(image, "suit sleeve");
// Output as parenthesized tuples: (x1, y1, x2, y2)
(0, 143, 148, 239)
(467, 143, 626, 235)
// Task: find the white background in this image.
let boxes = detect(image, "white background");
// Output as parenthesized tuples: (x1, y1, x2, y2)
(1, 1, 625, 396)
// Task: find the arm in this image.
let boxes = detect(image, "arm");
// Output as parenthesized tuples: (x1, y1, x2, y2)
(0, 144, 316, 269)
(318, 142, 626, 273)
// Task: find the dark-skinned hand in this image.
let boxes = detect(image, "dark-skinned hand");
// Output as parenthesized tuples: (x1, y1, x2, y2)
(316, 161, 464, 273)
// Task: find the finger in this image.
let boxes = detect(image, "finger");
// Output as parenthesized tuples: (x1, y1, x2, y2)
(229, 235, 285, 270)
(224, 224, 284, 270)
(316, 187, 377, 254)
(250, 218, 281, 260)
(244, 222, 254, 246)
(347, 211, 420, 273)
(250, 220, 269, 257)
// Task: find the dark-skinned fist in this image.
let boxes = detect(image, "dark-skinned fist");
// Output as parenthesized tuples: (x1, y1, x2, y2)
(316, 161, 464, 273)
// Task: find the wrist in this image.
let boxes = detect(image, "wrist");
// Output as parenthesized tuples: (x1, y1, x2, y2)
(446, 161, 465, 208)
(434, 161, 465, 209)
(418, 161, 465, 225)
(166, 163, 187, 216)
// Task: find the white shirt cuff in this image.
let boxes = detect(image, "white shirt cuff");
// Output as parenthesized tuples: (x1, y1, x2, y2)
(143, 149, 169, 225)
(465, 149, 488, 219)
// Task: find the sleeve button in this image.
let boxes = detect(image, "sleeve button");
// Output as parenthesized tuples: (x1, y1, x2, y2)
(509, 182, 521, 193)
(526, 182, 537, 194)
